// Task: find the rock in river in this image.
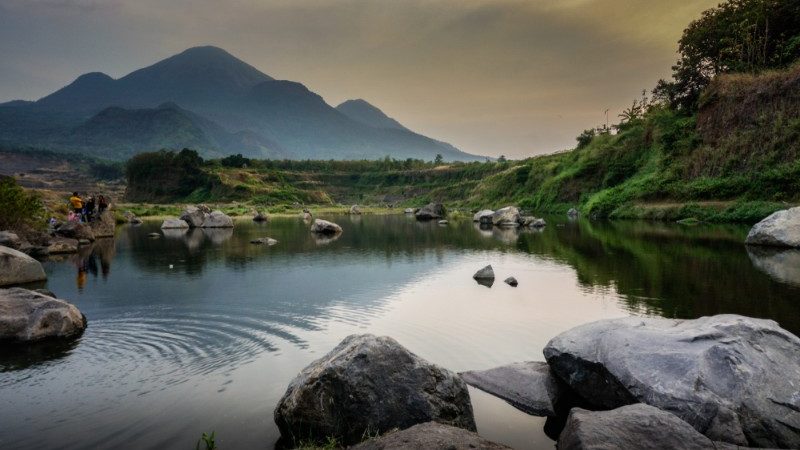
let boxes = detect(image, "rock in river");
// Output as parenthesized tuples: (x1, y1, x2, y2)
(274, 334, 475, 446)
(250, 237, 278, 245)
(161, 218, 190, 229)
(89, 211, 116, 238)
(0, 231, 22, 249)
(0, 287, 85, 341)
(415, 203, 446, 220)
(460, 361, 561, 416)
(558, 404, 721, 450)
(543, 315, 800, 448)
(55, 221, 95, 241)
(504, 276, 518, 287)
(200, 210, 234, 228)
(745, 206, 800, 247)
(180, 206, 207, 228)
(491, 206, 521, 227)
(310, 219, 342, 235)
(473, 210, 495, 223)
(48, 237, 79, 254)
(349, 204, 362, 215)
(351, 422, 510, 450)
(253, 211, 268, 222)
(0, 246, 47, 286)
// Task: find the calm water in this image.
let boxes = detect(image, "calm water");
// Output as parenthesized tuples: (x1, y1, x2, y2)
(2, 214, 799, 450)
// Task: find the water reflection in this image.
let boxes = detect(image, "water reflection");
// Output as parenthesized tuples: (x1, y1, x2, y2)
(747, 246, 800, 287)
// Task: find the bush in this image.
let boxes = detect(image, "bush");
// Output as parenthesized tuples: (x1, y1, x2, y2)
(0, 176, 46, 232)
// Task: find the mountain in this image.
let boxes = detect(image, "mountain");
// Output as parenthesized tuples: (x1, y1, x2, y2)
(0, 46, 483, 161)
(336, 99, 409, 131)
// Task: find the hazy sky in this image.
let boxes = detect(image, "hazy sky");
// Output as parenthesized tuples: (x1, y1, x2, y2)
(0, 0, 717, 158)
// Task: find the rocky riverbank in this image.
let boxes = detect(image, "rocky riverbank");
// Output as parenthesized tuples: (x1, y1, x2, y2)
(273, 314, 800, 449)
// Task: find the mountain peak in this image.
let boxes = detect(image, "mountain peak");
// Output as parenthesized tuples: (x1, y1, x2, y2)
(336, 99, 408, 131)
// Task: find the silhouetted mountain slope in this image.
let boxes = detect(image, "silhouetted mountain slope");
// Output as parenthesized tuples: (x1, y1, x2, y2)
(336, 99, 409, 131)
(1, 46, 483, 161)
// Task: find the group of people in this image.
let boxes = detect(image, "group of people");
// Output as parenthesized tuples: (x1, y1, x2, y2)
(69, 192, 109, 223)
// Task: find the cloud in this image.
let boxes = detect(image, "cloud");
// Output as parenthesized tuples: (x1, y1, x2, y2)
(0, 0, 718, 157)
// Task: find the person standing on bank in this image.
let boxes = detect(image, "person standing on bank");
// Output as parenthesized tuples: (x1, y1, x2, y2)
(69, 192, 83, 221)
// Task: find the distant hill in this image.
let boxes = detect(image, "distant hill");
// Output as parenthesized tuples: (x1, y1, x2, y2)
(0, 46, 483, 161)
(336, 99, 409, 131)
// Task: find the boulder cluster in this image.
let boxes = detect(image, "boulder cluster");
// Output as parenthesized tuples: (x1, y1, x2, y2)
(160, 205, 235, 230)
(473, 206, 546, 229)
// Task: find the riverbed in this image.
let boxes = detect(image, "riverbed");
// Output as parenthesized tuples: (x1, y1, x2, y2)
(1, 214, 798, 449)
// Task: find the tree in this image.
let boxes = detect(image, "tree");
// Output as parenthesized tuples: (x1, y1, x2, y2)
(434, 154, 443, 165)
(576, 129, 596, 149)
(655, 0, 800, 111)
(498, 155, 507, 163)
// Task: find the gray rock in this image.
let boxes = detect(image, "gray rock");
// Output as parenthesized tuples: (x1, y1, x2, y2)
(404, 208, 415, 214)
(492, 206, 521, 227)
(0, 288, 85, 341)
(558, 404, 719, 450)
(747, 246, 800, 286)
(310, 219, 343, 235)
(200, 210, 234, 228)
(48, 237, 79, 254)
(415, 203, 446, 220)
(161, 219, 190, 229)
(130, 216, 143, 225)
(544, 315, 800, 448)
(250, 237, 278, 245)
(530, 218, 546, 228)
(0, 231, 22, 249)
(33, 289, 57, 298)
(179, 206, 207, 228)
(55, 221, 95, 241)
(302, 211, 313, 221)
(351, 422, 510, 450)
(460, 361, 560, 416)
(0, 246, 47, 286)
(147, 232, 161, 238)
(504, 276, 518, 287)
(438, 219, 448, 225)
(473, 265, 494, 280)
(89, 211, 115, 238)
(567, 208, 579, 218)
(745, 207, 800, 247)
(350, 205, 362, 215)
(473, 210, 495, 223)
(274, 334, 475, 446)
(253, 211, 268, 222)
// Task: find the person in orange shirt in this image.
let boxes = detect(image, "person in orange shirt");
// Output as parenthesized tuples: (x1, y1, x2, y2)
(69, 192, 83, 215)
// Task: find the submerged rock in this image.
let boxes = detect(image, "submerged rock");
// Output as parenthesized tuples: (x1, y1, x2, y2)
(200, 210, 234, 228)
(473, 210, 495, 223)
(250, 237, 278, 245)
(274, 334, 475, 446)
(745, 207, 800, 247)
(491, 206, 521, 227)
(558, 404, 719, 450)
(0, 246, 47, 286)
(160, 219, 189, 229)
(415, 203, 446, 220)
(351, 422, 510, 450)
(180, 206, 207, 228)
(310, 219, 342, 235)
(544, 315, 800, 447)
(504, 276, 518, 287)
(0, 288, 85, 341)
(460, 361, 560, 416)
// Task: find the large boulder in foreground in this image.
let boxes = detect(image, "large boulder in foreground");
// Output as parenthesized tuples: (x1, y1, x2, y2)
(460, 361, 561, 416)
(179, 206, 207, 228)
(746, 207, 800, 247)
(274, 334, 475, 446)
(0, 288, 85, 341)
(351, 422, 510, 450)
(310, 219, 343, 235)
(415, 203, 446, 220)
(55, 221, 95, 241)
(161, 219, 190, 229)
(491, 206, 521, 227)
(200, 210, 234, 228)
(0, 246, 47, 286)
(544, 315, 800, 448)
(558, 404, 720, 450)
